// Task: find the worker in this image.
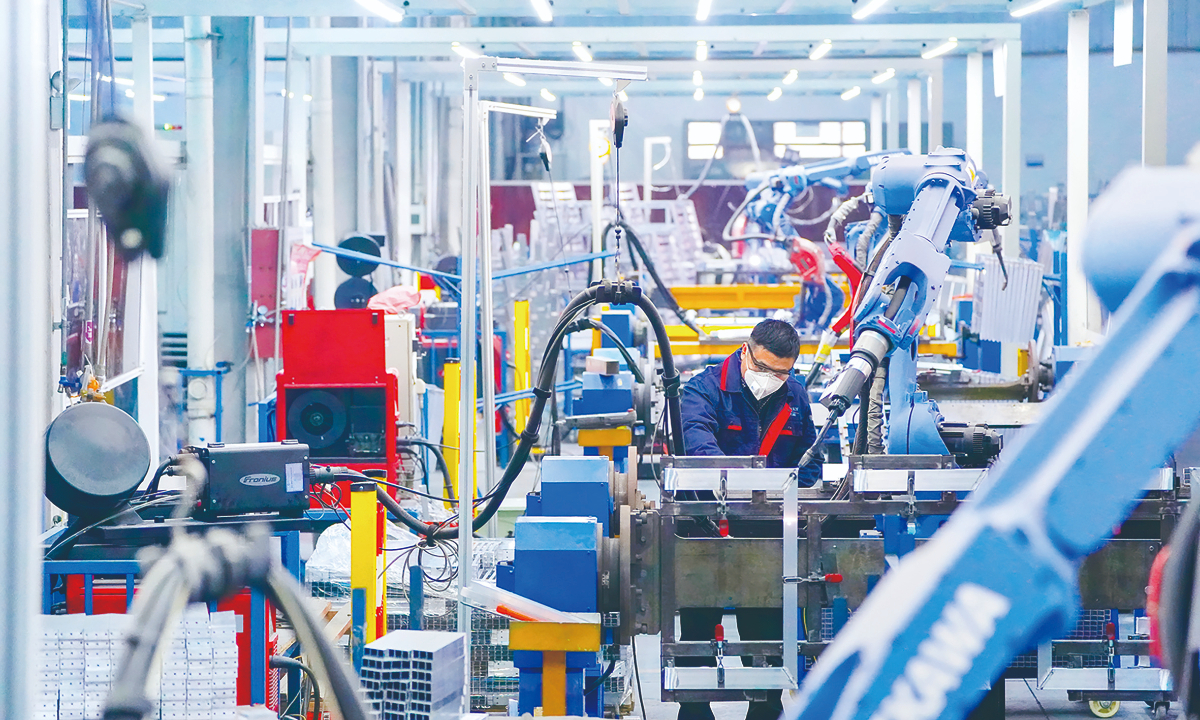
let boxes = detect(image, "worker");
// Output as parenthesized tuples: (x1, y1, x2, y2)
(676, 318, 820, 720)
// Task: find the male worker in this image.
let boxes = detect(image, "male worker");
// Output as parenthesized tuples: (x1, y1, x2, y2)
(676, 319, 820, 720)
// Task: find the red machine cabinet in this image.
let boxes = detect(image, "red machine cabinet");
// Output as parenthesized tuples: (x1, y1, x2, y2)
(277, 309, 403, 508)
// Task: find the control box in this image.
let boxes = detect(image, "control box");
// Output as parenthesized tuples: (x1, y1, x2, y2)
(191, 441, 310, 519)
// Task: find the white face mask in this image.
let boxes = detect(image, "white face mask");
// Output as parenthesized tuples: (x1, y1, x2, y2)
(743, 369, 785, 400)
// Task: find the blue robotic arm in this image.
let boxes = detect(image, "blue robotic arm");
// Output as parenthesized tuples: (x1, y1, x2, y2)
(787, 166, 1200, 720)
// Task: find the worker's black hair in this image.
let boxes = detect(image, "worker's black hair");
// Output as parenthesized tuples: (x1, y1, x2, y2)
(749, 319, 801, 360)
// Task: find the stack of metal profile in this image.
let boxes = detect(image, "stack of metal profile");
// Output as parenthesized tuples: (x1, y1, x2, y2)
(361, 630, 467, 720)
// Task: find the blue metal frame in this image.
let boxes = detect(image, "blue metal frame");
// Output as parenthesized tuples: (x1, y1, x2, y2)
(179, 361, 233, 443)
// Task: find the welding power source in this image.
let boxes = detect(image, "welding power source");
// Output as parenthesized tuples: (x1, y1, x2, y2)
(191, 440, 311, 519)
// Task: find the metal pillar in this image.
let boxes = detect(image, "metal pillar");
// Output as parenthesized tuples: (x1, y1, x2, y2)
(1142, 0, 1168, 167)
(458, 65, 480, 642)
(309, 17, 337, 310)
(185, 16, 217, 444)
(1067, 9, 1092, 345)
(131, 15, 160, 465)
(927, 65, 943, 151)
(393, 76, 414, 282)
(869, 97, 883, 152)
(0, 0, 50, 714)
(885, 91, 899, 150)
(478, 113, 499, 538)
(966, 52, 984, 166)
(589, 119, 607, 280)
(1000, 39, 1021, 258)
(906, 78, 921, 155)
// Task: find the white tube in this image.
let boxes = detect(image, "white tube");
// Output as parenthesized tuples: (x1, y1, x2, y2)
(185, 16, 216, 444)
(132, 15, 160, 465)
(906, 78, 921, 154)
(1067, 9, 1091, 344)
(309, 17, 337, 310)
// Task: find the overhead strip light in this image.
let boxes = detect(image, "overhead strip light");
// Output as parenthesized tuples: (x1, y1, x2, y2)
(726, 97, 741, 113)
(696, 0, 713, 21)
(572, 42, 593, 62)
(618, 90, 629, 101)
(767, 87, 783, 101)
(1010, 0, 1062, 17)
(540, 88, 557, 102)
(696, 41, 709, 62)
(355, 0, 405, 23)
(852, 0, 889, 20)
(503, 72, 527, 86)
(921, 38, 958, 59)
(841, 86, 861, 100)
(809, 39, 832, 60)
(451, 42, 479, 59)
(693, 70, 704, 86)
(782, 69, 798, 85)
(694, 88, 704, 101)
(599, 77, 614, 86)
(529, 0, 553, 22)
(871, 68, 895, 84)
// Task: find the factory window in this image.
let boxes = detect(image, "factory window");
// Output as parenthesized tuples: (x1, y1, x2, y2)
(772, 121, 867, 159)
(687, 121, 725, 160)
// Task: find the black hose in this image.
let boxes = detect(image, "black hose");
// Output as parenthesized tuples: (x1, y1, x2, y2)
(398, 437, 454, 501)
(271, 655, 322, 720)
(602, 220, 705, 337)
(563, 317, 645, 384)
(583, 659, 618, 696)
(146, 455, 176, 495)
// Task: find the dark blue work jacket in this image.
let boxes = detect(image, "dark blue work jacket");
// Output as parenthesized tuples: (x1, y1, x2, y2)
(681, 350, 821, 487)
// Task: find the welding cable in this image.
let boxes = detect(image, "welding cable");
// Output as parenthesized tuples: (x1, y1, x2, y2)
(602, 220, 704, 336)
(397, 437, 454, 501)
(561, 316, 646, 384)
(721, 182, 775, 242)
(271, 655, 322, 720)
(145, 454, 179, 495)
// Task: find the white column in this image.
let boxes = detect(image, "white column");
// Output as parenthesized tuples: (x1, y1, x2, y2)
(927, 66, 943, 151)
(1000, 39, 1021, 257)
(250, 18, 266, 221)
(885, 91, 899, 150)
(309, 18, 337, 309)
(906, 78, 921, 154)
(1114, 0, 1134, 66)
(589, 118, 607, 279)
(966, 52, 984, 166)
(1067, 10, 1092, 345)
(394, 77, 414, 280)
(1142, 0, 1168, 166)
(870, 96, 883, 152)
(131, 16, 160, 465)
(0, 0, 51, 714)
(185, 16, 216, 444)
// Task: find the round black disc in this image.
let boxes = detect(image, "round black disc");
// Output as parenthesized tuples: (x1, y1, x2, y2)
(286, 389, 347, 450)
(45, 402, 151, 519)
(336, 235, 382, 277)
(334, 277, 378, 309)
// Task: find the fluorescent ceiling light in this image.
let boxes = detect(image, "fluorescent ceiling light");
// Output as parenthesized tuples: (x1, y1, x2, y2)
(1010, 0, 1062, 17)
(696, 0, 713, 21)
(696, 41, 708, 62)
(922, 38, 958, 59)
(782, 69, 798, 85)
(693, 70, 703, 86)
(599, 76, 614, 86)
(68, 93, 89, 101)
(304, 94, 312, 101)
(726, 97, 741, 113)
(503, 72, 527, 86)
(1114, 0, 1133, 65)
(841, 85, 861, 100)
(871, 68, 895, 84)
(767, 87, 783, 101)
(852, 0, 889, 20)
(529, 0, 553, 22)
(809, 40, 832, 60)
(355, 0, 405, 23)
(618, 90, 629, 101)
(540, 88, 556, 101)
(694, 88, 704, 101)
(451, 42, 479, 59)
(572, 42, 593, 62)
(123, 89, 166, 101)
(494, 57, 648, 81)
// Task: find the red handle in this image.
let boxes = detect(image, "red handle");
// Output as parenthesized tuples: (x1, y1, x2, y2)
(1106, 622, 1116, 641)
(718, 517, 730, 538)
(714, 624, 725, 642)
(824, 573, 843, 584)
(829, 243, 864, 335)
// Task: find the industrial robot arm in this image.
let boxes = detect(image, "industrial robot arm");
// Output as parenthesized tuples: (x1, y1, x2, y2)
(787, 166, 1200, 720)
(816, 150, 1010, 422)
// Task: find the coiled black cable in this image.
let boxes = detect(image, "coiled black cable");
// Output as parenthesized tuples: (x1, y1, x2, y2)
(601, 220, 705, 337)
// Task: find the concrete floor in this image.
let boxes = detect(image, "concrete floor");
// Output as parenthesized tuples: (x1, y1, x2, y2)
(628, 635, 1176, 720)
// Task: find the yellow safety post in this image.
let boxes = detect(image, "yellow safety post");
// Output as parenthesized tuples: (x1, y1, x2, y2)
(514, 301, 531, 434)
(351, 481, 386, 643)
(443, 361, 461, 508)
(509, 622, 602, 716)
